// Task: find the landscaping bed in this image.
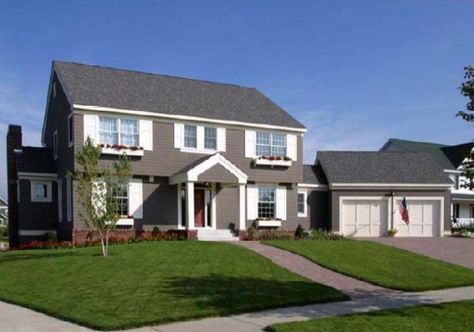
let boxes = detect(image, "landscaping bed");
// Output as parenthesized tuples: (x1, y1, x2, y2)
(0, 241, 346, 330)
(266, 300, 474, 332)
(263, 240, 474, 291)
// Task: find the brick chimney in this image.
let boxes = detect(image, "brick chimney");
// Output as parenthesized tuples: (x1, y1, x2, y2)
(7, 125, 22, 248)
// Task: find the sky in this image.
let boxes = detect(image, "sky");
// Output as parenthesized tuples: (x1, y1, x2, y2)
(0, 0, 473, 199)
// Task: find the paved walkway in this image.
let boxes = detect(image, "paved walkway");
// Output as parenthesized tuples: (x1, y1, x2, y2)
(366, 237, 474, 269)
(235, 241, 399, 298)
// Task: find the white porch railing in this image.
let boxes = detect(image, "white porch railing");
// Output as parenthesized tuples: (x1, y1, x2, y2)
(452, 218, 474, 228)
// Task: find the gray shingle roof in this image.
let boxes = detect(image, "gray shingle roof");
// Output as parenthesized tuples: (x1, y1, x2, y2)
(16, 147, 56, 173)
(441, 142, 474, 169)
(302, 165, 328, 185)
(316, 151, 452, 185)
(53, 61, 305, 129)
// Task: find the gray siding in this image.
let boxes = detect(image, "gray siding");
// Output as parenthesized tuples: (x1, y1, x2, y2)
(330, 189, 451, 233)
(308, 190, 329, 229)
(216, 185, 239, 229)
(198, 164, 238, 183)
(73, 114, 303, 184)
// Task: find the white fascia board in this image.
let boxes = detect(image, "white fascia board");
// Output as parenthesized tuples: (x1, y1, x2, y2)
(73, 104, 307, 133)
(297, 183, 328, 189)
(330, 183, 452, 190)
(444, 169, 462, 174)
(188, 153, 248, 184)
(17, 172, 58, 180)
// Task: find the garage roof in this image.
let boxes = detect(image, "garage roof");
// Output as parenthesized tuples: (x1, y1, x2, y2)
(316, 151, 452, 185)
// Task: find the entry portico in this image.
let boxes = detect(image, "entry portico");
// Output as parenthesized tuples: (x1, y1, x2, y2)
(169, 153, 248, 231)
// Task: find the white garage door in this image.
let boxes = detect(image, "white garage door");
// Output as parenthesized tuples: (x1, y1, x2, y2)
(341, 199, 388, 237)
(396, 199, 441, 237)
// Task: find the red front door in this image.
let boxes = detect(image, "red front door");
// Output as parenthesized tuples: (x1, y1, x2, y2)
(194, 190, 205, 228)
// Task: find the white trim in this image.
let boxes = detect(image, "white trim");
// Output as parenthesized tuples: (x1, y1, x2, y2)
(73, 104, 307, 133)
(211, 183, 217, 229)
(257, 219, 282, 227)
(297, 190, 307, 217)
(100, 147, 144, 156)
(444, 169, 462, 174)
(169, 153, 248, 185)
(331, 183, 452, 189)
(177, 183, 184, 229)
(254, 158, 292, 167)
(116, 218, 134, 226)
(19, 230, 57, 236)
(17, 172, 57, 181)
(68, 113, 74, 148)
(30, 181, 53, 203)
(297, 183, 328, 189)
(186, 182, 195, 229)
(239, 183, 246, 229)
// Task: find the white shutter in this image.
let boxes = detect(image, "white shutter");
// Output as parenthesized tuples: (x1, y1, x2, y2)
(287, 134, 297, 161)
(217, 127, 226, 151)
(139, 119, 153, 151)
(245, 130, 256, 158)
(92, 179, 107, 218)
(276, 186, 287, 220)
(246, 185, 258, 220)
(128, 179, 143, 219)
(197, 126, 205, 150)
(174, 123, 183, 149)
(83, 114, 98, 144)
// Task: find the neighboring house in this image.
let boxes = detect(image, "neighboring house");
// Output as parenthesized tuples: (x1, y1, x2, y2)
(381, 139, 474, 225)
(0, 198, 7, 227)
(5, 62, 453, 246)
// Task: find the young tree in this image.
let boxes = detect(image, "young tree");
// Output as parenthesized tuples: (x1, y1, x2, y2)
(73, 138, 131, 256)
(457, 66, 474, 190)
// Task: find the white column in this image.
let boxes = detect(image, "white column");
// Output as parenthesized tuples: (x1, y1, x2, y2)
(239, 183, 246, 230)
(211, 183, 217, 229)
(186, 182, 195, 230)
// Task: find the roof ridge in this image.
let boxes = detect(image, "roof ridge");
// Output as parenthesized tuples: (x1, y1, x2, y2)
(53, 60, 257, 91)
(387, 138, 448, 147)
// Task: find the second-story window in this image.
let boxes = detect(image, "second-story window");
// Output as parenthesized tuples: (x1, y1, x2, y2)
(256, 132, 287, 157)
(204, 127, 217, 150)
(184, 125, 197, 148)
(99, 117, 118, 145)
(99, 117, 139, 146)
(120, 119, 139, 146)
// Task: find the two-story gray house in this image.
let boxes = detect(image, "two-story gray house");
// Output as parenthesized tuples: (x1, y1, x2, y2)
(6, 61, 453, 246)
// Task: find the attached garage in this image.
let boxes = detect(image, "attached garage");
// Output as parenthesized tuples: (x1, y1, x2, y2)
(341, 198, 389, 237)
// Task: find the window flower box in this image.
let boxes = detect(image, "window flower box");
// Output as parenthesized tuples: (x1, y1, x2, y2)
(254, 156, 292, 167)
(116, 218, 134, 226)
(256, 219, 282, 227)
(98, 144, 144, 157)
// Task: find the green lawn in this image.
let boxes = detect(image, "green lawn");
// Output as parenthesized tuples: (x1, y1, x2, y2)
(0, 241, 346, 330)
(266, 300, 474, 332)
(263, 240, 474, 291)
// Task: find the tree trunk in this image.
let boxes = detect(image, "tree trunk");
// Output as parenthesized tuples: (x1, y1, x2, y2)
(98, 229, 106, 257)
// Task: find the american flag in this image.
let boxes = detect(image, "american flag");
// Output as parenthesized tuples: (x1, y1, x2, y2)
(399, 197, 410, 225)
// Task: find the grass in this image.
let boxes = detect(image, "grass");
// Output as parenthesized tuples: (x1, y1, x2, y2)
(0, 241, 346, 330)
(263, 240, 474, 291)
(266, 300, 474, 331)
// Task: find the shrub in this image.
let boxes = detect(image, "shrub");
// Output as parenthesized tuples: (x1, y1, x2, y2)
(387, 228, 398, 237)
(43, 232, 57, 242)
(309, 228, 343, 240)
(247, 225, 257, 240)
(151, 227, 160, 238)
(295, 224, 305, 239)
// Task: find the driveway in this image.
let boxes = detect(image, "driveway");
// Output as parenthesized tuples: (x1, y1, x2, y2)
(367, 237, 474, 269)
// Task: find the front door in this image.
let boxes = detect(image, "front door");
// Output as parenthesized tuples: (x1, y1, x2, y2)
(194, 189, 205, 227)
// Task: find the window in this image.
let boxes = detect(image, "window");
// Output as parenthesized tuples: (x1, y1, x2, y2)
(99, 117, 118, 145)
(31, 181, 52, 202)
(184, 125, 197, 148)
(53, 130, 58, 159)
(453, 203, 460, 219)
(120, 119, 139, 146)
(111, 183, 129, 217)
(298, 191, 307, 217)
(258, 187, 275, 219)
(204, 127, 217, 150)
(256, 132, 287, 157)
(99, 117, 139, 147)
(68, 114, 74, 147)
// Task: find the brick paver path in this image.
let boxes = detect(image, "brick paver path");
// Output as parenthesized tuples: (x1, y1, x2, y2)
(366, 237, 474, 269)
(235, 241, 400, 299)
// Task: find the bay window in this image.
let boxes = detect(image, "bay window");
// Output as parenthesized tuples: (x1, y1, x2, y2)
(258, 187, 275, 219)
(256, 132, 287, 157)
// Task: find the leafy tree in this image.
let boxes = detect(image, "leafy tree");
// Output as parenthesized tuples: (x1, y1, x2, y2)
(457, 66, 474, 190)
(72, 138, 131, 256)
